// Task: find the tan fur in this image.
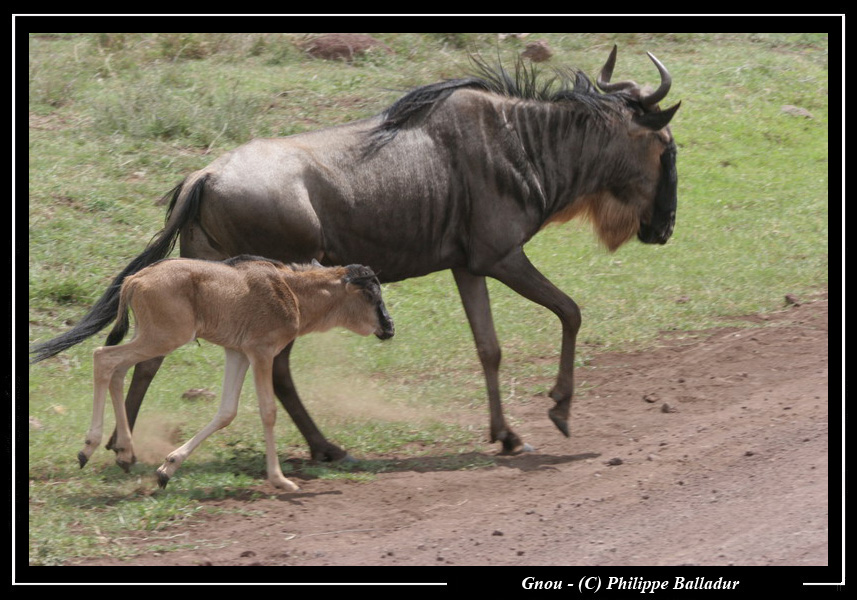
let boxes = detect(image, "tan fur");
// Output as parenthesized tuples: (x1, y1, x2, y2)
(80, 258, 391, 492)
(543, 192, 641, 252)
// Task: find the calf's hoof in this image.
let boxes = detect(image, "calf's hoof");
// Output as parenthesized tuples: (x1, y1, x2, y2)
(271, 476, 300, 492)
(156, 470, 170, 489)
(78, 451, 89, 469)
(116, 455, 136, 474)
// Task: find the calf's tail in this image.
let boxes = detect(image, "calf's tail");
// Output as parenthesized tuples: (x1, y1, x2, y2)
(103, 283, 133, 347)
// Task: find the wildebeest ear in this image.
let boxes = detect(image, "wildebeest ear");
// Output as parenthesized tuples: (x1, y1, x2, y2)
(633, 101, 681, 131)
(311, 258, 323, 267)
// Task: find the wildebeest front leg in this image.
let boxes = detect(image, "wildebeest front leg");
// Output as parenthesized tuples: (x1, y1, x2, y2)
(452, 268, 528, 453)
(272, 343, 350, 462)
(488, 249, 581, 438)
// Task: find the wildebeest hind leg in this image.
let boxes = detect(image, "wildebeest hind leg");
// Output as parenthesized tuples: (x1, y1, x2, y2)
(452, 268, 529, 454)
(272, 343, 351, 462)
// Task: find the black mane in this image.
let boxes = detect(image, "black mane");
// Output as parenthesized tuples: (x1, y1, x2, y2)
(365, 56, 627, 155)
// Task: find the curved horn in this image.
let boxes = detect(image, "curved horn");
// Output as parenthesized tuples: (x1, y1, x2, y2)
(641, 51, 672, 108)
(597, 45, 637, 93)
(597, 45, 673, 108)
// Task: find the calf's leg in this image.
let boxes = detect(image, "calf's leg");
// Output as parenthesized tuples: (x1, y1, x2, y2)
(106, 356, 165, 452)
(79, 346, 114, 468)
(83, 345, 153, 469)
(156, 348, 249, 488)
(108, 363, 136, 472)
(251, 352, 300, 492)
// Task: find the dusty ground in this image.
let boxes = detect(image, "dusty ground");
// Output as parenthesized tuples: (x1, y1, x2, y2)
(66, 292, 835, 584)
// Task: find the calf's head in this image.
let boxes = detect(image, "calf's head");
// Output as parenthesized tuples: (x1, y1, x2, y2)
(342, 264, 395, 340)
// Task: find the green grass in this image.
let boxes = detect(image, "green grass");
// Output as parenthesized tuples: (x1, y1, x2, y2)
(24, 32, 830, 566)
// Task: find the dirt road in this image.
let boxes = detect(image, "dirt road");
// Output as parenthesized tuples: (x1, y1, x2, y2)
(65, 292, 837, 590)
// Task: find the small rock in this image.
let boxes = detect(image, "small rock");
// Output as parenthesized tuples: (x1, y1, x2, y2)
(643, 393, 659, 403)
(498, 33, 530, 41)
(781, 105, 814, 118)
(182, 388, 216, 400)
(492, 530, 504, 536)
(521, 40, 553, 62)
(298, 34, 393, 62)
(784, 293, 801, 306)
(661, 403, 675, 413)
(606, 457, 623, 466)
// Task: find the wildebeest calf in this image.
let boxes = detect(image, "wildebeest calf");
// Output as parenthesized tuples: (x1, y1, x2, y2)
(78, 255, 394, 491)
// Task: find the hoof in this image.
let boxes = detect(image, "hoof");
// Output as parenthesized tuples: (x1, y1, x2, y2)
(274, 480, 300, 492)
(498, 442, 536, 455)
(548, 410, 570, 438)
(116, 455, 136, 474)
(311, 444, 350, 463)
(495, 430, 530, 455)
(78, 451, 89, 469)
(157, 471, 170, 489)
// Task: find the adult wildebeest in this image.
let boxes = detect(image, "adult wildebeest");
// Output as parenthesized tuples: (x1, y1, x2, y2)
(80, 256, 394, 490)
(31, 46, 680, 460)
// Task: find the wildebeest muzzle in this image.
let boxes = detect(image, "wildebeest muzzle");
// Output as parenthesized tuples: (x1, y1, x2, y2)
(638, 141, 677, 245)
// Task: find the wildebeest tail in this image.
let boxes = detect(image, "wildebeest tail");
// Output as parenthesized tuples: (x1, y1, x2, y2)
(29, 173, 209, 363)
